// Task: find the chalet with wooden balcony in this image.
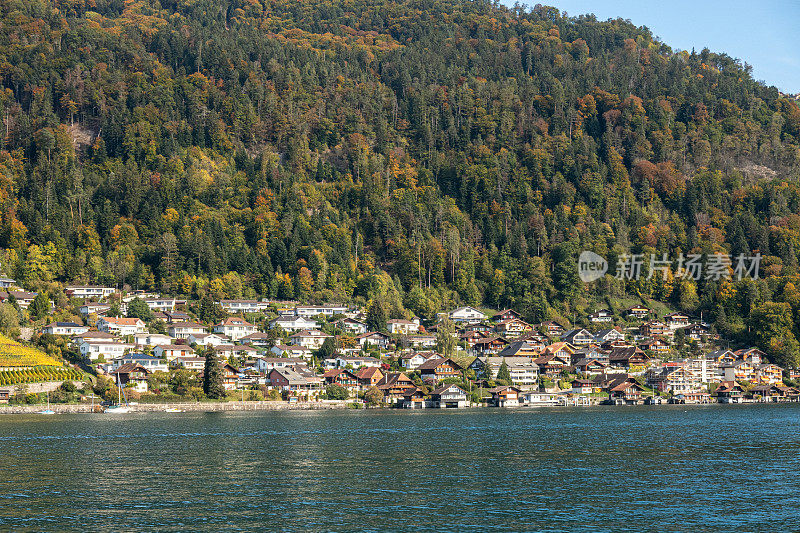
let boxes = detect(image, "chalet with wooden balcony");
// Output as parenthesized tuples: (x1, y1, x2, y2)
(430, 384, 468, 408)
(609, 346, 651, 368)
(715, 381, 745, 403)
(492, 309, 522, 322)
(322, 369, 360, 391)
(537, 320, 565, 338)
(664, 312, 690, 330)
(377, 372, 416, 402)
(400, 386, 427, 409)
(588, 309, 614, 323)
(497, 340, 542, 358)
(489, 385, 521, 407)
(626, 305, 650, 319)
(572, 357, 608, 375)
(607, 377, 646, 405)
(356, 366, 384, 389)
(418, 357, 462, 383)
(472, 335, 510, 356)
(494, 318, 533, 337)
(639, 320, 669, 338)
(562, 328, 594, 346)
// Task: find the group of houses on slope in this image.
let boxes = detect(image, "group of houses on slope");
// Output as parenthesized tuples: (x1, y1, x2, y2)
(2, 275, 797, 407)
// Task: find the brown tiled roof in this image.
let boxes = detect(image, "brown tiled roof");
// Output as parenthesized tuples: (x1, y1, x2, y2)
(356, 367, 382, 380)
(431, 384, 465, 396)
(111, 363, 150, 375)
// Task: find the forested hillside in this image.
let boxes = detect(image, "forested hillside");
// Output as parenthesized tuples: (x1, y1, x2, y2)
(2, 0, 800, 365)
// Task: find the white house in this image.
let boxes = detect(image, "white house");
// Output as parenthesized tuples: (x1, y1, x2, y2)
(289, 329, 333, 350)
(594, 328, 626, 344)
(143, 297, 177, 313)
(294, 305, 348, 318)
(110, 353, 168, 373)
(153, 344, 194, 361)
(187, 333, 229, 346)
(473, 357, 540, 390)
(97, 317, 146, 336)
(173, 356, 206, 370)
(255, 357, 309, 373)
(238, 332, 272, 347)
(65, 285, 116, 300)
(665, 312, 691, 330)
(448, 306, 487, 324)
(133, 333, 173, 347)
(43, 322, 89, 336)
(269, 315, 319, 332)
(333, 318, 368, 335)
(219, 299, 271, 314)
(399, 352, 437, 370)
(168, 321, 207, 339)
(79, 303, 112, 316)
(431, 384, 468, 408)
(212, 344, 237, 360)
(336, 355, 382, 369)
(402, 335, 437, 349)
(588, 309, 614, 323)
(0, 290, 37, 309)
(0, 276, 15, 289)
(80, 339, 134, 361)
(71, 331, 118, 347)
(213, 317, 257, 341)
(387, 319, 419, 335)
(356, 331, 391, 349)
(271, 344, 312, 359)
(562, 328, 595, 346)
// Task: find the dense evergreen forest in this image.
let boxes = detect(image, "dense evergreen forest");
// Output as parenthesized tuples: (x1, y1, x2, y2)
(2, 0, 800, 365)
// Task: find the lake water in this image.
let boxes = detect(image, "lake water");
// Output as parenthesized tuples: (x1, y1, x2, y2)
(0, 404, 799, 532)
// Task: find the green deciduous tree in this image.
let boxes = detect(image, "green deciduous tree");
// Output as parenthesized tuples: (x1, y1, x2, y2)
(365, 386, 383, 406)
(28, 293, 50, 321)
(436, 318, 456, 357)
(325, 384, 349, 400)
(127, 297, 154, 322)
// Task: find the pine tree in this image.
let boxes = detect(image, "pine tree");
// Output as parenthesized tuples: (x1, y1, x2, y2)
(203, 348, 225, 399)
(497, 358, 512, 384)
(198, 294, 227, 324)
(316, 337, 336, 360)
(366, 299, 387, 332)
(483, 359, 494, 379)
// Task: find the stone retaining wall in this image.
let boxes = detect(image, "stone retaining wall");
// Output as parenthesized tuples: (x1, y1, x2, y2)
(0, 400, 353, 415)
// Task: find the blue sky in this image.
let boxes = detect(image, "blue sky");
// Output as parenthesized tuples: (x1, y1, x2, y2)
(503, 0, 800, 94)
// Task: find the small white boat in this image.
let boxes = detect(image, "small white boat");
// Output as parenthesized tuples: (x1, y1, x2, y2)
(104, 405, 132, 414)
(165, 407, 184, 413)
(38, 392, 56, 414)
(105, 374, 133, 413)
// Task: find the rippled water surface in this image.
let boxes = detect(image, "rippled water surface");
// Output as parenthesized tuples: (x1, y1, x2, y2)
(1, 404, 799, 532)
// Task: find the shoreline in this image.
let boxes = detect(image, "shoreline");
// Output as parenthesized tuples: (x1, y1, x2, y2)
(0, 399, 793, 415)
(0, 400, 354, 415)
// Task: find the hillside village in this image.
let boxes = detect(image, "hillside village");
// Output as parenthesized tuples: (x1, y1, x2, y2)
(2, 275, 799, 408)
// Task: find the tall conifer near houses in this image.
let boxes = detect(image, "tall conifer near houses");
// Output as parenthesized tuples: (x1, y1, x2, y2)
(203, 348, 225, 399)
(497, 359, 512, 384)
